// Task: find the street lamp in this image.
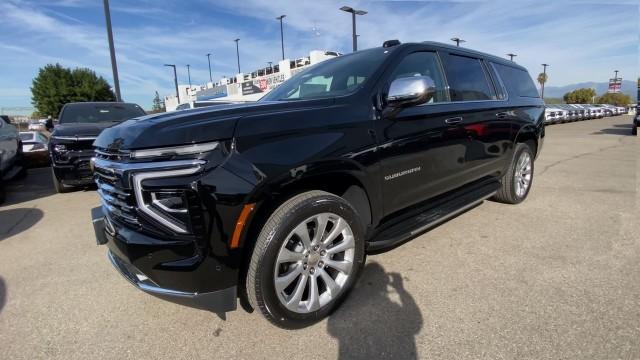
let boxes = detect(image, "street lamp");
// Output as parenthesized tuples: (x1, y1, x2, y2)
(206, 53, 213, 83)
(507, 53, 517, 61)
(102, 0, 122, 101)
(450, 37, 465, 47)
(340, 6, 367, 52)
(276, 15, 286, 60)
(186, 64, 192, 89)
(234, 38, 241, 74)
(164, 64, 179, 103)
(541, 63, 549, 99)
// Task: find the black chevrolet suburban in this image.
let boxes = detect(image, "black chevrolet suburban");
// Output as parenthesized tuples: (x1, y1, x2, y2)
(50, 102, 145, 192)
(91, 41, 544, 329)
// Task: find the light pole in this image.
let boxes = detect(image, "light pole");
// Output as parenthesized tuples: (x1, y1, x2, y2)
(451, 37, 465, 47)
(164, 64, 179, 103)
(186, 64, 192, 89)
(340, 6, 367, 52)
(206, 53, 213, 83)
(102, 0, 122, 101)
(234, 38, 241, 74)
(541, 63, 549, 99)
(276, 15, 286, 60)
(507, 53, 517, 61)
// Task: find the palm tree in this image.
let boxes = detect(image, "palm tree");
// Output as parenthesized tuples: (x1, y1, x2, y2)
(537, 73, 548, 98)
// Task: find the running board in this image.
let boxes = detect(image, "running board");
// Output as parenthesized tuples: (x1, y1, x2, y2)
(367, 180, 499, 253)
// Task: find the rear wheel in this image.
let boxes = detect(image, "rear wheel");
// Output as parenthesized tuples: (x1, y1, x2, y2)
(633, 123, 637, 136)
(247, 190, 365, 329)
(493, 143, 534, 204)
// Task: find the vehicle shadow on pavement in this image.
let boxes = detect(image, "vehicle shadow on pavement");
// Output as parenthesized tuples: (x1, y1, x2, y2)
(591, 123, 634, 136)
(3, 167, 56, 206)
(0, 208, 44, 241)
(327, 262, 422, 360)
(0, 277, 6, 314)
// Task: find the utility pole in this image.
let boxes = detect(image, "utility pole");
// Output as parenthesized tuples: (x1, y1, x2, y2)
(164, 64, 179, 103)
(186, 64, 192, 89)
(102, 0, 121, 101)
(276, 15, 286, 60)
(206, 53, 213, 83)
(234, 38, 241, 73)
(340, 6, 367, 52)
(541, 63, 549, 99)
(450, 37, 465, 47)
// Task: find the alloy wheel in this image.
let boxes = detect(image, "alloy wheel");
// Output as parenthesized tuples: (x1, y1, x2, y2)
(273, 213, 355, 313)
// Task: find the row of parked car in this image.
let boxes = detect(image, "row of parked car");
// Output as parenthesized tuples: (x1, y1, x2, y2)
(544, 103, 629, 124)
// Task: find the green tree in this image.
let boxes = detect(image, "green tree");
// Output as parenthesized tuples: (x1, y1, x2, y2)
(151, 91, 166, 113)
(563, 88, 596, 104)
(597, 92, 632, 106)
(31, 63, 115, 117)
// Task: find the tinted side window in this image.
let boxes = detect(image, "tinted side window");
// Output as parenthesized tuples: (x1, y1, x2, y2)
(492, 63, 539, 98)
(444, 55, 495, 101)
(389, 52, 448, 103)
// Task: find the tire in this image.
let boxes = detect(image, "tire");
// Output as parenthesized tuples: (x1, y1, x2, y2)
(51, 167, 70, 193)
(493, 143, 535, 204)
(633, 123, 637, 136)
(246, 190, 366, 329)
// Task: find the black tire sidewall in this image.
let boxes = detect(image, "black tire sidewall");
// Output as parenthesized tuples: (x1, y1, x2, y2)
(255, 193, 365, 328)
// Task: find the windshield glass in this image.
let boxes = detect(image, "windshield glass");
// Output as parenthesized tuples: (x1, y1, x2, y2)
(60, 103, 146, 124)
(260, 48, 389, 102)
(19, 133, 35, 141)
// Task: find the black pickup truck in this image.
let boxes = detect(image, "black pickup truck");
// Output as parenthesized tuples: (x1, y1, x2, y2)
(49, 102, 145, 193)
(91, 41, 544, 329)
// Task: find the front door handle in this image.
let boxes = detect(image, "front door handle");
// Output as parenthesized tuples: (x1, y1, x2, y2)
(444, 117, 463, 125)
(496, 112, 508, 119)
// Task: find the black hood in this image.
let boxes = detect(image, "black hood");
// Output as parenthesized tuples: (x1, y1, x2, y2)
(52, 122, 116, 138)
(93, 100, 333, 151)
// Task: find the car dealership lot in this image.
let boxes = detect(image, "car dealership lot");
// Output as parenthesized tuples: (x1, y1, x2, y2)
(0, 115, 637, 359)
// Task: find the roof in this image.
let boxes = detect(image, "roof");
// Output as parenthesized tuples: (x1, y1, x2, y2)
(376, 41, 527, 71)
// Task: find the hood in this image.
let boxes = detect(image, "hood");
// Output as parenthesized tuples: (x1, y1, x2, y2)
(93, 100, 333, 151)
(52, 122, 116, 138)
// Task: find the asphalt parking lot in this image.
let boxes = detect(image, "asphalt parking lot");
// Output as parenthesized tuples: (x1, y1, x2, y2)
(0, 115, 637, 359)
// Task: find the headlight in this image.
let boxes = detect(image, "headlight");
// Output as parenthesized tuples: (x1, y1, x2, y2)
(54, 144, 67, 152)
(130, 141, 218, 159)
(132, 163, 204, 234)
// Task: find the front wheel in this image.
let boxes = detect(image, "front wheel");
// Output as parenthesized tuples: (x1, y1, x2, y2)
(493, 143, 535, 204)
(51, 167, 70, 193)
(246, 190, 366, 329)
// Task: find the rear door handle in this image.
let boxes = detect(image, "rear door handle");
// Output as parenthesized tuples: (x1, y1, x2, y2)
(444, 117, 463, 125)
(496, 112, 508, 119)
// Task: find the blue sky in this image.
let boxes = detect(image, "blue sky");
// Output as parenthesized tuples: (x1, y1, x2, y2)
(0, 0, 638, 111)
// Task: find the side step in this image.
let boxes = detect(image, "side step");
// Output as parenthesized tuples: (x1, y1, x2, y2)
(367, 180, 499, 253)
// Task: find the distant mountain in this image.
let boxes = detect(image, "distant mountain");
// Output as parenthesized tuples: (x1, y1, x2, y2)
(543, 80, 637, 100)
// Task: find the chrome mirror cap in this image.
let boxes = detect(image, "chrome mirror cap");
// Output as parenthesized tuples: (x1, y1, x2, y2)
(387, 76, 436, 108)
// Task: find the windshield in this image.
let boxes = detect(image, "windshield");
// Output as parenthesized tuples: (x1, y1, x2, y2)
(260, 48, 389, 102)
(19, 133, 35, 141)
(60, 103, 146, 124)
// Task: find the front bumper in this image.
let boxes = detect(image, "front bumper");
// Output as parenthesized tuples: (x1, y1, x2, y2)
(52, 160, 94, 185)
(91, 207, 238, 313)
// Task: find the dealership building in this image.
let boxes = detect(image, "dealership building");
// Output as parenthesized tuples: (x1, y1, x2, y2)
(164, 50, 339, 111)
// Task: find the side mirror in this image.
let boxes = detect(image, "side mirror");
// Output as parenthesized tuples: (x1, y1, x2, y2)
(386, 76, 436, 108)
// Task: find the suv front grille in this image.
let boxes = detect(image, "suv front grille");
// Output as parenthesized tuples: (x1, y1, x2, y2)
(94, 162, 140, 227)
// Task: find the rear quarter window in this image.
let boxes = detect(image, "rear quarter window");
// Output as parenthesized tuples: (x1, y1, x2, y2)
(492, 63, 540, 98)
